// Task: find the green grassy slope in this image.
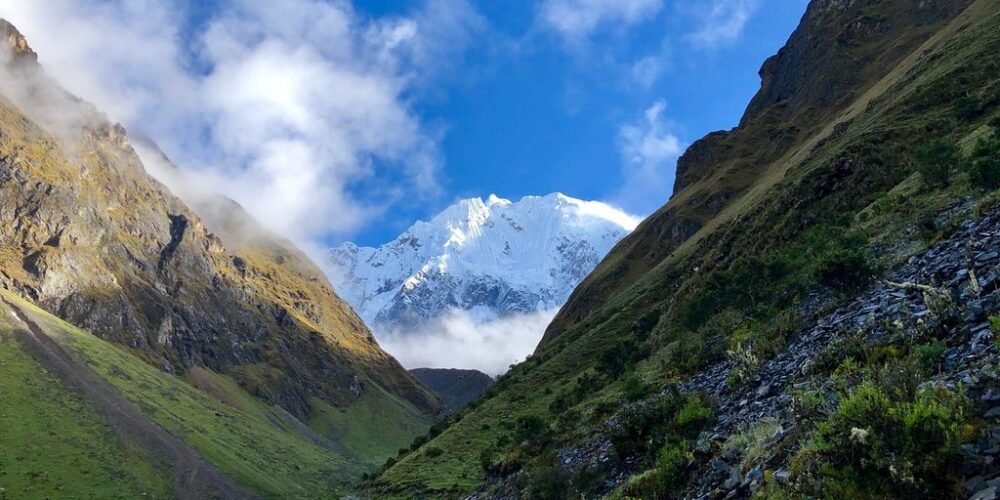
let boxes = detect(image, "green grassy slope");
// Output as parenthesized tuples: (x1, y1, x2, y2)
(375, 0, 1000, 497)
(0, 310, 171, 500)
(1, 290, 431, 498)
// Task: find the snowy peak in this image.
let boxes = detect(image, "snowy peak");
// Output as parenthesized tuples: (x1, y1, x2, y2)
(327, 193, 637, 329)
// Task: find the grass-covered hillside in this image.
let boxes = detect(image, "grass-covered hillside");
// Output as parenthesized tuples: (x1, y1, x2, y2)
(0, 289, 431, 498)
(374, 0, 1000, 497)
(0, 307, 171, 500)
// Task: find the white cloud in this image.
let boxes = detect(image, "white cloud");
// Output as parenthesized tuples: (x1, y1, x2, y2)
(685, 0, 759, 48)
(539, 0, 662, 43)
(376, 308, 558, 376)
(0, 0, 482, 248)
(631, 55, 664, 89)
(614, 99, 684, 214)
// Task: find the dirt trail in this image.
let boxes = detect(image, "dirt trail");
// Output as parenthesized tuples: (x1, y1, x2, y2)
(1, 297, 257, 500)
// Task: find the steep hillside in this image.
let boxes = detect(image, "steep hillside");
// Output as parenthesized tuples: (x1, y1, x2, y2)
(543, 0, 973, 342)
(328, 193, 636, 331)
(375, 0, 1000, 498)
(0, 289, 384, 497)
(0, 19, 434, 416)
(411, 368, 494, 415)
(0, 18, 436, 492)
(0, 303, 172, 499)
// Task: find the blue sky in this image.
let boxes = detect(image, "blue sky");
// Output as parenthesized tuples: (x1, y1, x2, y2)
(0, 0, 809, 250)
(357, 0, 809, 245)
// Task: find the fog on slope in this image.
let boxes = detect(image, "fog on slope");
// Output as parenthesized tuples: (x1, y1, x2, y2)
(377, 308, 558, 376)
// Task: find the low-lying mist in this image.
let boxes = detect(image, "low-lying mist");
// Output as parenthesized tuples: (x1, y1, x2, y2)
(376, 308, 559, 376)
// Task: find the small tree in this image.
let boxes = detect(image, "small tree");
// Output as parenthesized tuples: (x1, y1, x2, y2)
(913, 139, 960, 188)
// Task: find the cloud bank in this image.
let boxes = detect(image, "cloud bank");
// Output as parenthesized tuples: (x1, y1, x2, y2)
(0, 0, 482, 248)
(376, 309, 558, 376)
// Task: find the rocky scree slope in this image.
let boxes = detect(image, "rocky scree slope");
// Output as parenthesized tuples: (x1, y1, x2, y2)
(0, 20, 436, 422)
(375, 0, 1000, 497)
(547, 203, 1000, 499)
(328, 193, 636, 332)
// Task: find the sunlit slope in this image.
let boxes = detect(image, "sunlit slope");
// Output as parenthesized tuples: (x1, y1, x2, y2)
(0, 309, 172, 500)
(1, 290, 429, 498)
(375, 0, 1000, 497)
(0, 18, 437, 423)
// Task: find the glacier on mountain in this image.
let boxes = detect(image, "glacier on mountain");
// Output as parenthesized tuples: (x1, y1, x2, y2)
(327, 193, 638, 334)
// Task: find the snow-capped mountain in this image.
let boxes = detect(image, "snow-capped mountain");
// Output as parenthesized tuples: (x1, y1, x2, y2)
(327, 193, 638, 331)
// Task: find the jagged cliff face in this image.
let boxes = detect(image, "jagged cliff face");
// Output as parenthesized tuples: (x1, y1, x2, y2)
(0, 21, 437, 417)
(543, 0, 973, 344)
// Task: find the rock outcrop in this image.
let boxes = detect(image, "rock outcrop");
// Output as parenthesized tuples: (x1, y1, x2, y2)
(0, 20, 437, 419)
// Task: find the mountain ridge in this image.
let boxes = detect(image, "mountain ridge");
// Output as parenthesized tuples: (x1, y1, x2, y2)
(328, 192, 637, 335)
(0, 19, 438, 495)
(374, 0, 1000, 497)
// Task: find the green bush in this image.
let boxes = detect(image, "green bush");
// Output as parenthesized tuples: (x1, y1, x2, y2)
(621, 374, 651, 402)
(610, 393, 682, 461)
(914, 340, 946, 374)
(674, 394, 713, 430)
(966, 131, 1000, 190)
(609, 392, 711, 465)
(662, 330, 715, 376)
(953, 96, 979, 122)
(912, 139, 960, 188)
(616, 441, 691, 499)
(814, 246, 875, 293)
(792, 383, 969, 497)
(513, 415, 550, 448)
(424, 447, 444, 458)
(597, 338, 650, 378)
(519, 460, 571, 500)
(633, 311, 661, 341)
(655, 440, 691, 492)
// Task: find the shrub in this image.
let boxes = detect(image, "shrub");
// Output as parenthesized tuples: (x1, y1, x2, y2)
(513, 415, 551, 450)
(967, 131, 1000, 190)
(610, 393, 682, 461)
(814, 246, 875, 293)
(519, 460, 571, 500)
(914, 340, 946, 374)
(424, 447, 444, 458)
(616, 441, 691, 499)
(794, 383, 969, 497)
(622, 374, 651, 402)
(912, 139, 960, 188)
(597, 338, 650, 378)
(726, 341, 760, 387)
(663, 330, 714, 376)
(633, 311, 660, 341)
(408, 435, 428, 451)
(674, 394, 713, 430)
(655, 440, 691, 490)
(724, 417, 783, 470)
(953, 95, 979, 122)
